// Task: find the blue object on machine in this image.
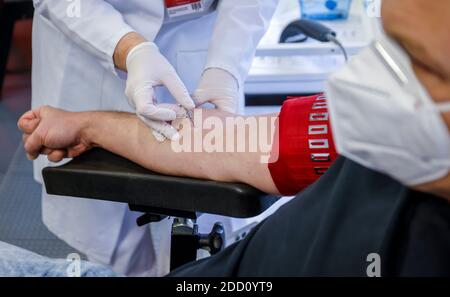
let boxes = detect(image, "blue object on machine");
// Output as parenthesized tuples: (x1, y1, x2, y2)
(300, 0, 352, 20)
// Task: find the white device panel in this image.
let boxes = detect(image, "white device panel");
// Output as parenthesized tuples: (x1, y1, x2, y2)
(245, 0, 378, 95)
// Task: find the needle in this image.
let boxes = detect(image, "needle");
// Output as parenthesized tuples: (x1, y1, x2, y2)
(179, 104, 194, 125)
(186, 108, 194, 125)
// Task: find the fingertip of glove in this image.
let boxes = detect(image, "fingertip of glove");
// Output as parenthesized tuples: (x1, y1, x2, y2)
(182, 96, 196, 110)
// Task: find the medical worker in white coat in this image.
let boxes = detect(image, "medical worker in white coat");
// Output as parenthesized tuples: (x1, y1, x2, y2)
(31, 0, 278, 276)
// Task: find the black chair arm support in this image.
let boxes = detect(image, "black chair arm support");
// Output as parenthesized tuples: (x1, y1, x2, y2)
(42, 148, 278, 219)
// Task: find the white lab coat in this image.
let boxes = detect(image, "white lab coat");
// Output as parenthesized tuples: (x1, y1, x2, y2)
(31, 0, 277, 276)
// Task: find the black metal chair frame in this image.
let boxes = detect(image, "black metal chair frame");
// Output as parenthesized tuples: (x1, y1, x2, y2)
(43, 149, 279, 270)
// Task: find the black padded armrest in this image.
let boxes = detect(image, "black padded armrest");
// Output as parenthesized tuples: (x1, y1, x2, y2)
(42, 149, 278, 218)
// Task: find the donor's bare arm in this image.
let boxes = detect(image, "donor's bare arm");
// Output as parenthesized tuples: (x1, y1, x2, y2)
(18, 106, 279, 194)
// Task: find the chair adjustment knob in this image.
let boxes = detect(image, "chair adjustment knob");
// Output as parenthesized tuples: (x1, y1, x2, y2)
(198, 222, 226, 255)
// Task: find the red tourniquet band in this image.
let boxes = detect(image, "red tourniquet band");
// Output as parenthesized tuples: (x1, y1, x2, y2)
(268, 94, 338, 196)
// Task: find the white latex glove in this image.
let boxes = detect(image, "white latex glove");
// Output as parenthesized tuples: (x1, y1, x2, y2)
(139, 104, 189, 143)
(192, 68, 239, 113)
(125, 42, 195, 124)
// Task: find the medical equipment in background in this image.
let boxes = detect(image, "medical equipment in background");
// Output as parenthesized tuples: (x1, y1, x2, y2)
(300, 0, 352, 20)
(279, 19, 348, 61)
(244, 0, 377, 105)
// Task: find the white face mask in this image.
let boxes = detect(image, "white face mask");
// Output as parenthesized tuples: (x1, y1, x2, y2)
(325, 35, 450, 186)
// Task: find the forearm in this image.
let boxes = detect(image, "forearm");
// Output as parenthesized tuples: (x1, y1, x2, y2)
(113, 32, 146, 71)
(416, 175, 450, 202)
(82, 110, 279, 194)
(415, 111, 450, 201)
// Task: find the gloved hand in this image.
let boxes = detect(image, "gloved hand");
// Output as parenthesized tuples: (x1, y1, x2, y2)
(125, 42, 195, 139)
(192, 68, 239, 113)
(138, 103, 189, 143)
